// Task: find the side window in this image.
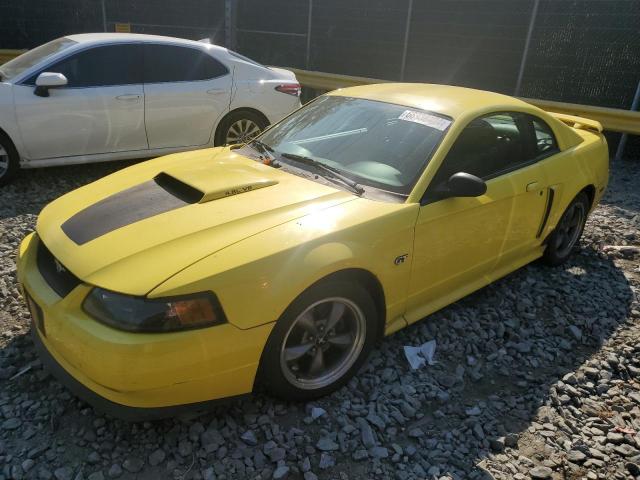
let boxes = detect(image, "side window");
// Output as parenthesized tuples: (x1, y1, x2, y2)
(37, 44, 142, 87)
(531, 116, 559, 157)
(428, 112, 532, 194)
(143, 45, 229, 83)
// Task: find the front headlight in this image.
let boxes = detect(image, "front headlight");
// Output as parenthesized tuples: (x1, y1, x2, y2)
(83, 288, 226, 333)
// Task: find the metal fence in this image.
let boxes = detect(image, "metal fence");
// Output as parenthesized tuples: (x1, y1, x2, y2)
(1, 0, 638, 156)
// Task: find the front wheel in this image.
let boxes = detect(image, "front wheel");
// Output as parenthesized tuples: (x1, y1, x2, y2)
(258, 280, 379, 401)
(0, 132, 19, 186)
(542, 192, 589, 266)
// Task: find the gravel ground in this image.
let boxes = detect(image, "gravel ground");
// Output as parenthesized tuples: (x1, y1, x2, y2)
(0, 159, 639, 480)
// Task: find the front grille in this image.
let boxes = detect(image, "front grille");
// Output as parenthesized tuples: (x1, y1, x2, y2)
(36, 239, 81, 298)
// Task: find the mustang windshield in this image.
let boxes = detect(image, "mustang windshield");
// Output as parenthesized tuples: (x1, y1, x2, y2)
(0, 37, 77, 81)
(257, 95, 451, 195)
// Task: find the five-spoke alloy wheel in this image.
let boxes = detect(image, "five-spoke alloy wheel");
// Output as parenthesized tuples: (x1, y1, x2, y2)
(259, 279, 378, 401)
(543, 191, 590, 265)
(280, 297, 366, 390)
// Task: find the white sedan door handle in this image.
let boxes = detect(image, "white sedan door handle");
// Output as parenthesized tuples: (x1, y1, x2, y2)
(115, 94, 141, 102)
(207, 88, 227, 95)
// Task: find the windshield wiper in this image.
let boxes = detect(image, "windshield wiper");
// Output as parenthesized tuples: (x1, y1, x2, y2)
(248, 139, 279, 166)
(280, 152, 364, 195)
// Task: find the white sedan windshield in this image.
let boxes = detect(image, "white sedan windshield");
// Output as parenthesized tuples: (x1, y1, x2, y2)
(0, 38, 77, 81)
(258, 95, 451, 195)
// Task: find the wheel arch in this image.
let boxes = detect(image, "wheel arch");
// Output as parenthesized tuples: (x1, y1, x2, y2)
(580, 184, 596, 210)
(0, 125, 20, 158)
(292, 268, 387, 340)
(213, 107, 270, 146)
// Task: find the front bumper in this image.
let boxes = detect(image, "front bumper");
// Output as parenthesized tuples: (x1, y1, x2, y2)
(17, 232, 273, 418)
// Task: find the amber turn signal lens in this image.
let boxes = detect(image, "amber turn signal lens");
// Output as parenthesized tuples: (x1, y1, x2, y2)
(170, 298, 217, 326)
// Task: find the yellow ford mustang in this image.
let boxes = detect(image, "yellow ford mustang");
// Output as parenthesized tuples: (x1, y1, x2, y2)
(17, 83, 608, 418)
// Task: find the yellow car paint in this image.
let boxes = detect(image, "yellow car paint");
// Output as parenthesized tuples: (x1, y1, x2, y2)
(17, 83, 609, 413)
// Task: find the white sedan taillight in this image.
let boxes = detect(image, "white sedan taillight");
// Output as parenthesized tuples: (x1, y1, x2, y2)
(275, 83, 301, 97)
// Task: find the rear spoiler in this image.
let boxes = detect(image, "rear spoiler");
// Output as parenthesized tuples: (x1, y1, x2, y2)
(549, 112, 603, 134)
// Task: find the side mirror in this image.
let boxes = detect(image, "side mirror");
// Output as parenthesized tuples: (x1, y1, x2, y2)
(441, 172, 487, 198)
(34, 72, 68, 97)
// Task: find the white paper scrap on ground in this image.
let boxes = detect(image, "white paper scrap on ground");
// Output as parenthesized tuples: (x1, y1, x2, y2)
(403, 340, 437, 370)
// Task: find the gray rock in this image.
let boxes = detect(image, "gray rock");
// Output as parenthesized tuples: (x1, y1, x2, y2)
(304, 472, 318, 480)
(310, 407, 326, 419)
(316, 437, 339, 451)
(529, 466, 553, 479)
(241, 430, 258, 446)
(318, 453, 335, 469)
(107, 464, 122, 479)
(356, 417, 376, 448)
(369, 446, 388, 459)
(272, 465, 289, 479)
(2, 418, 21, 430)
(353, 449, 368, 461)
(148, 449, 166, 467)
(53, 467, 74, 480)
(567, 450, 587, 464)
(87, 473, 105, 480)
(122, 457, 144, 473)
(21, 460, 35, 472)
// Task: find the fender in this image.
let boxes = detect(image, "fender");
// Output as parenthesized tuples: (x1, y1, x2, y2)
(151, 200, 418, 330)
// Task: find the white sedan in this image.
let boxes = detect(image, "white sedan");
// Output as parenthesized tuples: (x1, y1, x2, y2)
(0, 33, 301, 184)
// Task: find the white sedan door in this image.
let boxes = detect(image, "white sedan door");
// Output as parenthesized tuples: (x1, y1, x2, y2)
(142, 44, 232, 149)
(13, 44, 147, 160)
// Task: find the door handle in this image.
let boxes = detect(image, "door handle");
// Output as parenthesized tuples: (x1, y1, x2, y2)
(526, 181, 540, 192)
(206, 88, 226, 95)
(115, 94, 141, 101)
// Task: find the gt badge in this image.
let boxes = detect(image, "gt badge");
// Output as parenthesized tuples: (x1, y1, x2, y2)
(394, 254, 408, 265)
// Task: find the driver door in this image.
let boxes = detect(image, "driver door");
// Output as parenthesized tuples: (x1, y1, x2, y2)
(405, 112, 547, 324)
(13, 43, 147, 160)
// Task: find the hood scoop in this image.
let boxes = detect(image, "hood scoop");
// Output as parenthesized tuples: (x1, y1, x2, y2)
(156, 166, 278, 204)
(61, 165, 279, 245)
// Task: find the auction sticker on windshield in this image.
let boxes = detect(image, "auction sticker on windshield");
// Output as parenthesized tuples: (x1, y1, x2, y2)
(398, 110, 451, 131)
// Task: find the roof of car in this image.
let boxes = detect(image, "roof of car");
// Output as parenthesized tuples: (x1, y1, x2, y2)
(65, 33, 228, 53)
(328, 83, 534, 120)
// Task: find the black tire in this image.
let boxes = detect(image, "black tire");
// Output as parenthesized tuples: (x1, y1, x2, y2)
(0, 132, 19, 186)
(214, 110, 269, 146)
(542, 191, 590, 266)
(258, 279, 380, 401)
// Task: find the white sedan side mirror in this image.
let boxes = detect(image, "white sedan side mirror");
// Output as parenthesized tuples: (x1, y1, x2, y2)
(34, 72, 68, 97)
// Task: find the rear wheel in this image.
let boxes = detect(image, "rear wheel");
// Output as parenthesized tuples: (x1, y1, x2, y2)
(214, 110, 269, 146)
(0, 132, 19, 186)
(542, 192, 589, 266)
(258, 280, 379, 401)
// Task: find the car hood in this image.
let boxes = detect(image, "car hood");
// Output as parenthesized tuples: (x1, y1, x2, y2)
(36, 147, 356, 296)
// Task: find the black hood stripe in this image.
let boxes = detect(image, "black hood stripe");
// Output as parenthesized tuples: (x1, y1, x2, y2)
(61, 180, 196, 245)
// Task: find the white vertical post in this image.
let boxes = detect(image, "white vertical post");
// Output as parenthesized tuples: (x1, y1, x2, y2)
(225, 0, 236, 49)
(400, 0, 413, 81)
(306, 0, 313, 68)
(614, 80, 640, 162)
(101, 0, 107, 32)
(514, 0, 540, 96)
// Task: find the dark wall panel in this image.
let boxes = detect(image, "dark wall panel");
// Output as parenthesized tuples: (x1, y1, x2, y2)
(235, 0, 309, 67)
(520, 0, 640, 109)
(309, 0, 409, 79)
(0, 0, 103, 49)
(0, 0, 226, 49)
(404, 0, 534, 94)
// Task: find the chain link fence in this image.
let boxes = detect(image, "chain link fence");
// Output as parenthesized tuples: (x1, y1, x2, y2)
(1, 0, 638, 157)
